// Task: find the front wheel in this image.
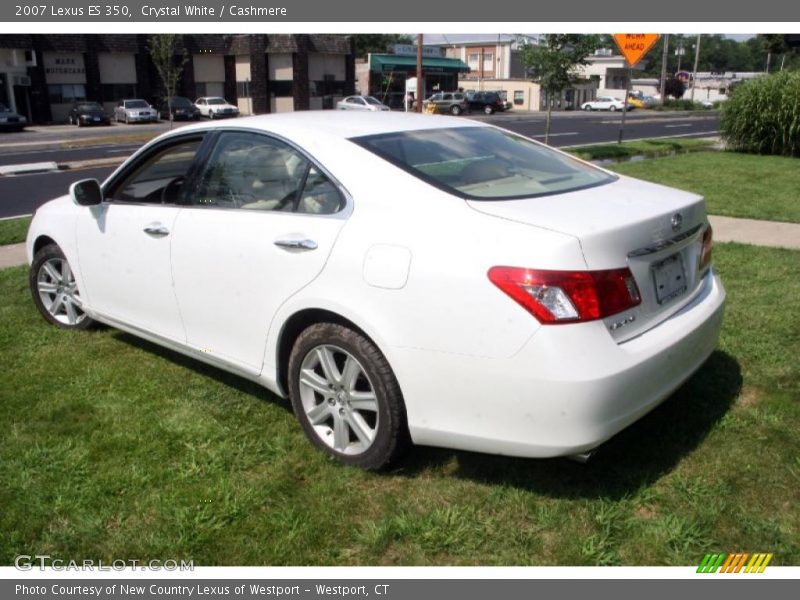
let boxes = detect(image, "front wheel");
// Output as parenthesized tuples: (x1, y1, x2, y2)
(30, 244, 95, 330)
(450, 105, 462, 116)
(609, 106, 617, 112)
(288, 323, 409, 470)
(484, 105, 495, 115)
(583, 105, 592, 111)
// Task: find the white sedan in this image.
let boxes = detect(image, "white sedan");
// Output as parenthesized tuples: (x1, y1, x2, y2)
(195, 96, 239, 119)
(26, 112, 725, 469)
(337, 96, 390, 112)
(581, 96, 631, 111)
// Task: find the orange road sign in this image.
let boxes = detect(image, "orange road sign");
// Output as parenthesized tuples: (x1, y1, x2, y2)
(613, 34, 661, 66)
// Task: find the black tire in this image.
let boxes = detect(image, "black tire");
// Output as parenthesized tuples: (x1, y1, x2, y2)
(484, 105, 494, 115)
(288, 322, 409, 470)
(29, 243, 95, 330)
(609, 105, 617, 112)
(583, 105, 592, 111)
(450, 105, 462, 116)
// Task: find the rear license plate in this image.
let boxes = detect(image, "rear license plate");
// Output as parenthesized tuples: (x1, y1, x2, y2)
(93, 117, 100, 122)
(652, 253, 687, 304)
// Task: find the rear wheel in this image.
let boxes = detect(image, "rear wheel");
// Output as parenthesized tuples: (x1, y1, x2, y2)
(609, 105, 617, 112)
(583, 105, 592, 111)
(450, 105, 462, 116)
(484, 105, 495, 115)
(288, 323, 409, 470)
(30, 244, 95, 330)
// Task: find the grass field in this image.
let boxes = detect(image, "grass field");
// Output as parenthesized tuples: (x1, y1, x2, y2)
(609, 152, 800, 224)
(0, 216, 31, 246)
(0, 243, 798, 566)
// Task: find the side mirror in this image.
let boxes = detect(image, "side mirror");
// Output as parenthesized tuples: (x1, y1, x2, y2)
(70, 179, 103, 206)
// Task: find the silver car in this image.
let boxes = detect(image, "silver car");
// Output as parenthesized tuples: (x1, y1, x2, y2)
(337, 96, 390, 112)
(114, 99, 159, 124)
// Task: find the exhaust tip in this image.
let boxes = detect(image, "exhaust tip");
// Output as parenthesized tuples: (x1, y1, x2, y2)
(567, 450, 597, 464)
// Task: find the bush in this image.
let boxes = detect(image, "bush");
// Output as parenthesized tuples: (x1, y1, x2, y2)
(653, 99, 701, 111)
(720, 71, 800, 157)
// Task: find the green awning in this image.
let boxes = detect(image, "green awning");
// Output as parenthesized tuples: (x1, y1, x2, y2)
(370, 54, 470, 74)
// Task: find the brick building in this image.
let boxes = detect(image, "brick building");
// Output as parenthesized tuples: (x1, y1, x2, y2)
(0, 34, 355, 123)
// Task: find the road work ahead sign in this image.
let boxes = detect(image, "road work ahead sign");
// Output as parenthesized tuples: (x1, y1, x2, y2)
(613, 34, 660, 66)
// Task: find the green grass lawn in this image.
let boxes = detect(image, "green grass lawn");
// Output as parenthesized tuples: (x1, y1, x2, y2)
(0, 217, 31, 246)
(608, 152, 800, 224)
(1, 243, 799, 566)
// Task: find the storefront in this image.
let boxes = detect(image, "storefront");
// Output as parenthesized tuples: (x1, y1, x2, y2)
(366, 54, 470, 109)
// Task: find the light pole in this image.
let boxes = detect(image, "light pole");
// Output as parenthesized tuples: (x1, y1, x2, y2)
(659, 34, 670, 105)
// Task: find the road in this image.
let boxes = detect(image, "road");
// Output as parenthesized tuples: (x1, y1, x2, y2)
(0, 111, 718, 219)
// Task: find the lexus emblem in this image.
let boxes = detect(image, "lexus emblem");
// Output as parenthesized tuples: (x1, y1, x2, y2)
(671, 212, 683, 231)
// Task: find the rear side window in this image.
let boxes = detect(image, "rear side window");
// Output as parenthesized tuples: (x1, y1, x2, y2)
(352, 126, 615, 201)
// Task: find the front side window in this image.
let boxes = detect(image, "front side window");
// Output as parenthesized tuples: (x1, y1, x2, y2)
(353, 126, 615, 201)
(191, 131, 344, 214)
(107, 138, 203, 204)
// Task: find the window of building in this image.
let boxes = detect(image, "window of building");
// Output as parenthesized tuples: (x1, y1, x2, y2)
(236, 81, 251, 98)
(195, 82, 225, 98)
(483, 53, 494, 70)
(468, 53, 480, 64)
(48, 84, 86, 104)
(514, 90, 524, 105)
(310, 80, 346, 97)
(269, 81, 293, 97)
(101, 83, 137, 101)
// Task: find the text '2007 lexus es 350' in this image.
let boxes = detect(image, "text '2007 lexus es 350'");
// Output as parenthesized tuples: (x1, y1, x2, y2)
(27, 112, 725, 469)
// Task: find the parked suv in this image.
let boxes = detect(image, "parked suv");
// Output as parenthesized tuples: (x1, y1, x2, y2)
(423, 92, 469, 116)
(467, 91, 507, 115)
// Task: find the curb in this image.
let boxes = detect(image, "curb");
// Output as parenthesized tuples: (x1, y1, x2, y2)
(0, 162, 59, 176)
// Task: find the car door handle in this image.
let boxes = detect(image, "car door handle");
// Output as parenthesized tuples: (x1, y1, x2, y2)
(274, 238, 318, 251)
(143, 225, 170, 237)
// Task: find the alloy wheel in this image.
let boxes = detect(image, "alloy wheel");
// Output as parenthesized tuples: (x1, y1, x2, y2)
(298, 344, 379, 456)
(36, 257, 86, 326)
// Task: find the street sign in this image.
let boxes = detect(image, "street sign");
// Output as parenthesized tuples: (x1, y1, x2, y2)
(613, 34, 660, 66)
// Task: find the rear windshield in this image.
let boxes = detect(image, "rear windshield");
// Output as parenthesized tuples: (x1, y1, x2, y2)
(352, 126, 616, 200)
(207, 98, 226, 105)
(171, 97, 193, 107)
(364, 96, 383, 106)
(125, 100, 148, 108)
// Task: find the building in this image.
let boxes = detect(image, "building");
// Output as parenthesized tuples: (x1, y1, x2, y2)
(632, 71, 763, 102)
(0, 34, 355, 123)
(356, 45, 470, 109)
(422, 34, 597, 112)
(574, 49, 645, 97)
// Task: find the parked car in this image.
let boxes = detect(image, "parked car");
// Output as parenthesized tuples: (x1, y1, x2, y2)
(700, 99, 715, 109)
(336, 96, 390, 112)
(67, 102, 111, 127)
(467, 91, 507, 115)
(581, 96, 632, 112)
(626, 94, 647, 109)
(423, 92, 469, 116)
(0, 103, 27, 132)
(114, 99, 159, 124)
(26, 112, 725, 469)
(158, 96, 201, 121)
(195, 96, 239, 119)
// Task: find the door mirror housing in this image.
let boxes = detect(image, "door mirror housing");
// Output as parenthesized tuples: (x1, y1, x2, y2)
(70, 179, 103, 206)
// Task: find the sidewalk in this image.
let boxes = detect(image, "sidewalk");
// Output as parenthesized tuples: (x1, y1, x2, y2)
(1, 215, 797, 271)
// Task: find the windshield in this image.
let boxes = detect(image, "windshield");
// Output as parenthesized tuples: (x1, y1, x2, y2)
(207, 98, 226, 105)
(78, 103, 103, 111)
(170, 97, 193, 107)
(353, 126, 616, 200)
(0, 103, 9, 112)
(364, 96, 383, 106)
(125, 100, 149, 108)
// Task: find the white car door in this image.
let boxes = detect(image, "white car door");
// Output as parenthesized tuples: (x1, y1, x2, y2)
(170, 130, 349, 375)
(75, 134, 206, 342)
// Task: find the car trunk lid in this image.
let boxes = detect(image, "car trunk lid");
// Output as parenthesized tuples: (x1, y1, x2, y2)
(467, 175, 710, 342)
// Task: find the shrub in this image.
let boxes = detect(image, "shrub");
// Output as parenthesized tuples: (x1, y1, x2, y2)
(720, 71, 800, 157)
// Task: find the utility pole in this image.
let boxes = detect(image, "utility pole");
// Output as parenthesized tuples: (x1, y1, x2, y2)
(690, 34, 701, 103)
(416, 34, 424, 112)
(659, 33, 670, 105)
(618, 66, 632, 144)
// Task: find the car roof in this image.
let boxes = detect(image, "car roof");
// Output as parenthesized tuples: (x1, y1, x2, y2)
(160, 111, 488, 142)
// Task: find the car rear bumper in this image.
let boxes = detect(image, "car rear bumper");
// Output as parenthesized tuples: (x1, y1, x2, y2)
(397, 270, 726, 458)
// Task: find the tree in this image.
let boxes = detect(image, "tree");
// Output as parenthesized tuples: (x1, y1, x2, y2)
(518, 34, 603, 144)
(351, 34, 413, 60)
(664, 78, 686, 99)
(147, 34, 188, 127)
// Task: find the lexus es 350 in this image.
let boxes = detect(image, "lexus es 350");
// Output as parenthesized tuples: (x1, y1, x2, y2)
(27, 112, 725, 469)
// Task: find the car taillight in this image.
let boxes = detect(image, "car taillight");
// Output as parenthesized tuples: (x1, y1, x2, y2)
(487, 266, 641, 324)
(699, 225, 713, 271)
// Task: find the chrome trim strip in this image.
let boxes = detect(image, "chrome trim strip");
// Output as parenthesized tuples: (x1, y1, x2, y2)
(627, 223, 704, 258)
